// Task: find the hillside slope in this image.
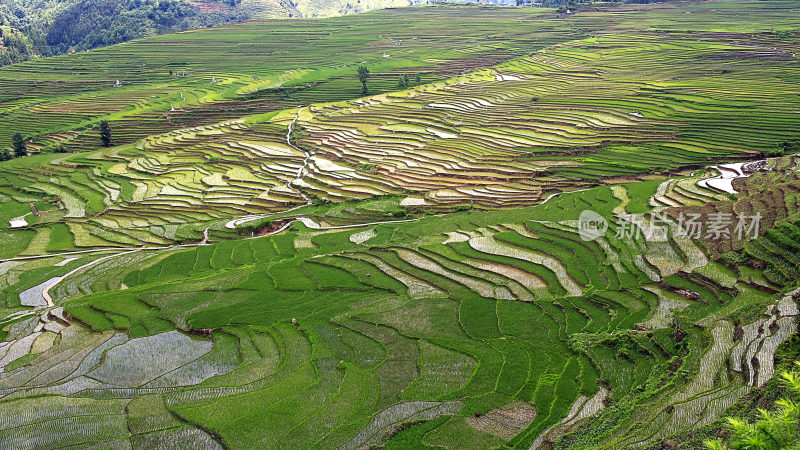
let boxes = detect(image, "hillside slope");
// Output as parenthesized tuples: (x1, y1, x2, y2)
(0, 0, 427, 66)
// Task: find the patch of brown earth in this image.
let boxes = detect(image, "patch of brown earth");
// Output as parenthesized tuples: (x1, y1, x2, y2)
(467, 400, 536, 440)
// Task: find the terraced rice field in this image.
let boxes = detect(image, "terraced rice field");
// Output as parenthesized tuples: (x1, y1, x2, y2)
(3, 26, 800, 248)
(0, 6, 588, 151)
(1, 0, 800, 448)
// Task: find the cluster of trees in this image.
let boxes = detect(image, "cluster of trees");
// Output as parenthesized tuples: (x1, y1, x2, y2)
(397, 73, 421, 89)
(0, 132, 29, 161)
(781, 139, 800, 155)
(44, 0, 250, 55)
(0, 27, 38, 66)
(46, 0, 194, 54)
(358, 66, 424, 94)
(0, 122, 111, 162)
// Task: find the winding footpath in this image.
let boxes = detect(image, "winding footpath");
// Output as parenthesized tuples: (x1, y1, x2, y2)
(289, 107, 313, 183)
(226, 106, 312, 229)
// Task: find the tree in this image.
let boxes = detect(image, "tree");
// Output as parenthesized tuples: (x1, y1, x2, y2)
(415, 73, 421, 83)
(12, 132, 27, 157)
(403, 73, 410, 88)
(397, 75, 407, 89)
(99, 120, 112, 147)
(358, 66, 370, 95)
(706, 362, 800, 449)
(781, 139, 800, 155)
(0, 148, 11, 161)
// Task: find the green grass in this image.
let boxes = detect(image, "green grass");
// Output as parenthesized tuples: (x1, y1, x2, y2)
(45, 223, 75, 252)
(624, 179, 666, 214)
(1, 1, 800, 449)
(0, 229, 35, 258)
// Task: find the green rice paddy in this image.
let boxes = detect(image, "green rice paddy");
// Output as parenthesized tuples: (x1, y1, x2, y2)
(1, 1, 800, 448)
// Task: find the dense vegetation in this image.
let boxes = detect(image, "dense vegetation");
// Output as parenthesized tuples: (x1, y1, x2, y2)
(42, 0, 247, 55)
(0, 26, 37, 66)
(708, 362, 800, 449)
(0, 1, 799, 448)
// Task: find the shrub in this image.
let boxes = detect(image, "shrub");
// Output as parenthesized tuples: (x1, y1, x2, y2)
(781, 139, 800, 155)
(12, 132, 27, 157)
(99, 120, 112, 147)
(237, 218, 273, 235)
(706, 362, 800, 449)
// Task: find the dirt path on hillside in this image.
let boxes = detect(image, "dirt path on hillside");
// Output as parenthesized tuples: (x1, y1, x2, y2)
(226, 107, 313, 229)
